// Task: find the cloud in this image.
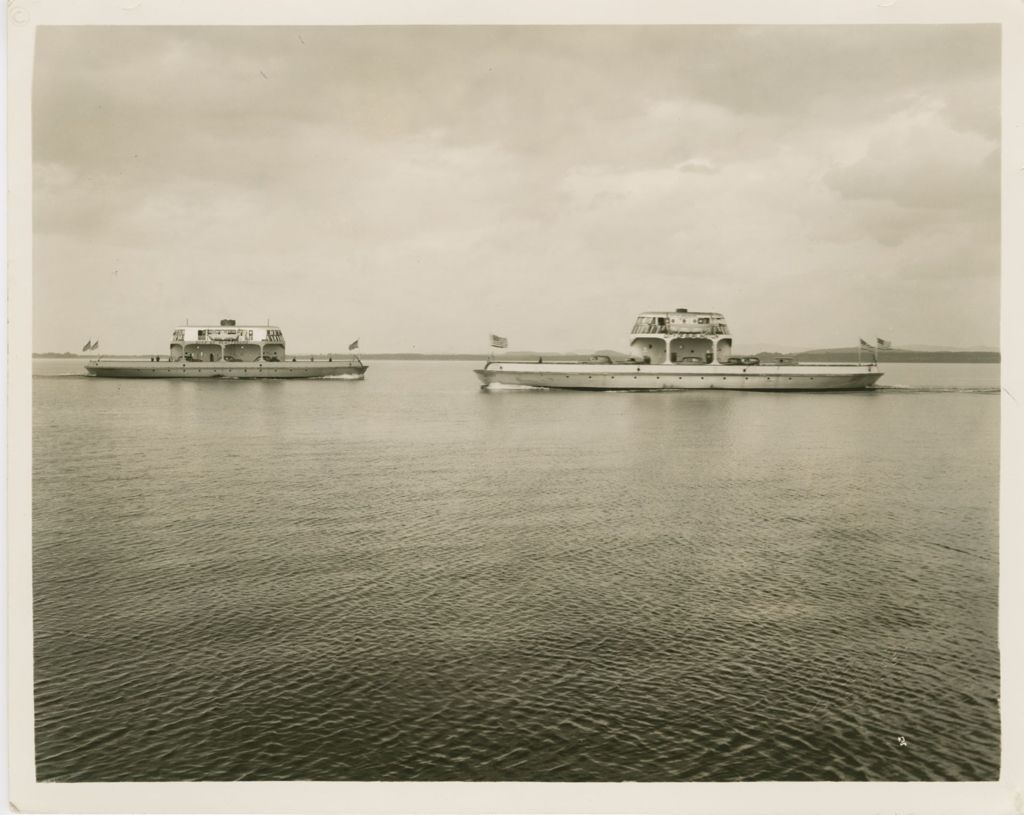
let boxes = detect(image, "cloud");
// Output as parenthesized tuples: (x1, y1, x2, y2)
(824, 104, 997, 211)
(32, 25, 1001, 353)
(819, 98, 998, 252)
(675, 158, 718, 174)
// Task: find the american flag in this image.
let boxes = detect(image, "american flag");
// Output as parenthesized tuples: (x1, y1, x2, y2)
(876, 338, 892, 350)
(859, 338, 874, 350)
(490, 334, 508, 349)
(348, 339, 359, 351)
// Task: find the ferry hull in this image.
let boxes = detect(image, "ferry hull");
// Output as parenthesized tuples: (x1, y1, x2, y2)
(85, 360, 367, 379)
(474, 362, 882, 391)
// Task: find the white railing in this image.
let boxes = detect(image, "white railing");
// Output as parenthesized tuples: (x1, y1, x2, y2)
(630, 325, 730, 336)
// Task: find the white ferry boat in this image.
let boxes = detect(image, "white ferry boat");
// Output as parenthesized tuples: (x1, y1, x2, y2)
(475, 309, 882, 391)
(85, 319, 367, 379)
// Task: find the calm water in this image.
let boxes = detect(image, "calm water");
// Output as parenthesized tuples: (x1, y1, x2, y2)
(32, 360, 1001, 781)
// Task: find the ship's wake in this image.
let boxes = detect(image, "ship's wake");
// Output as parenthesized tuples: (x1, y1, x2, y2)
(874, 385, 999, 395)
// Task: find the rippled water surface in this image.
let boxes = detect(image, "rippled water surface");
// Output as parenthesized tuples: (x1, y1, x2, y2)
(32, 360, 1000, 781)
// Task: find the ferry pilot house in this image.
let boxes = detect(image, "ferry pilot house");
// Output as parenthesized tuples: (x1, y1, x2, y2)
(629, 310, 732, 364)
(170, 320, 288, 363)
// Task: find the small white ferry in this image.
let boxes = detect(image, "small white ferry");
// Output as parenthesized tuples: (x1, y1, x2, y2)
(475, 309, 882, 391)
(85, 319, 367, 379)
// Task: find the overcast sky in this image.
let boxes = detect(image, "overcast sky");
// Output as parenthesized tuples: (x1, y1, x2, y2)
(33, 25, 1000, 354)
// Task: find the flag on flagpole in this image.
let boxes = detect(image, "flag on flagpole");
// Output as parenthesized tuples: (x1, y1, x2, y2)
(859, 338, 874, 350)
(490, 334, 508, 349)
(81, 339, 92, 352)
(89, 340, 99, 351)
(348, 339, 359, 351)
(876, 338, 892, 350)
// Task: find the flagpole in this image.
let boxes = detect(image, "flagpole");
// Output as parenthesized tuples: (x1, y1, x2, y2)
(488, 334, 508, 362)
(874, 338, 889, 367)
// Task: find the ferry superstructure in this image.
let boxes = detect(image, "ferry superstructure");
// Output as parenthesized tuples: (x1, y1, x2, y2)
(474, 309, 882, 391)
(85, 319, 367, 379)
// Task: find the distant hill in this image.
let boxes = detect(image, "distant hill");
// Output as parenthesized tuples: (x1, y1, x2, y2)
(895, 344, 1000, 353)
(758, 347, 1000, 364)
(356, 350, 633, 361)
(34, 352, 149, 359)
(355, 347, 1001, 363)
(354, 352, 488, 361)
(33, 347, 1001, 363)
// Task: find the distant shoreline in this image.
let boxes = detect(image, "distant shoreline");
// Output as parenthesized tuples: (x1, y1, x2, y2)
(34, 350, 1001, 363)
(772, 350, 1000, 364)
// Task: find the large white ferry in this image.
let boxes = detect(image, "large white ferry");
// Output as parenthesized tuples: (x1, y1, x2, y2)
(85, 319, 367, 379)
(475, 309, 882, 391)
